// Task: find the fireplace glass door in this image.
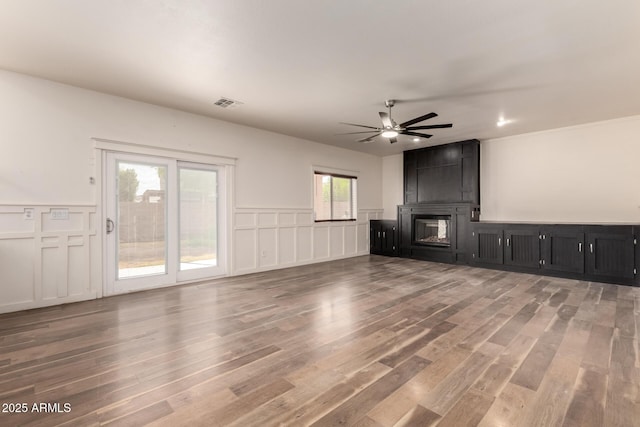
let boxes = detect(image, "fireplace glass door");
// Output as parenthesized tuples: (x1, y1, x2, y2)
(414, 215, 451, 247)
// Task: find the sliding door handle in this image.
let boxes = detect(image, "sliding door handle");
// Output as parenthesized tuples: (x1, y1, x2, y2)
(578, 242, 582, 252)
(106, 218, 115, 234)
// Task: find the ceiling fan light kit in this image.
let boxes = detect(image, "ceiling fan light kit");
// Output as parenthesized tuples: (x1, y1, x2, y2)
(337, 99, 453, 144)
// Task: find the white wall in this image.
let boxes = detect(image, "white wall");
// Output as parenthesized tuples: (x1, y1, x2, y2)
(481, 115, 640, 222)
(0, 70, 382, 313)
(382, 154, 403, 219)
(379, 115, 640, 224)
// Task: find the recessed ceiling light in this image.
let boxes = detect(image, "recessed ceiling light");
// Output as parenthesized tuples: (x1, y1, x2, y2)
(497, 117, 512, 127)
(413, 138, 420, 142)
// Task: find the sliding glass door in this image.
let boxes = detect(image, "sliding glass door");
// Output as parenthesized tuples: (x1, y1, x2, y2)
(105, 153, 225, 294)
(177, 163, 221, 281)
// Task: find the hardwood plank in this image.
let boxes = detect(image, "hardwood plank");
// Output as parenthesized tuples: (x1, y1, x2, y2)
(309, 355, 430, 426)
(477, 383, 535, 427)
(518, 304, 557, 338)
(458, 313, 511, 351)
(593, 300, 617, 327)
(102, 400, 173, 426)
(352, 416, 386, 427)
(606, 311, 640, 426)
(580, 324, 614, 373)
(368, 346, 472, 425)
(488, 301, 540, 346)
(202, 378, 294, 426)
(556, 318, 592, 363)
(562, 368, 606, 427)
(436, 389, 495, 427)
(248, 362, 389, 427)
(379, 321, 456, 368)
(0, 256, 638, 426)
(615, 298, 636, 338)
(516, 354, 580, 427)
(472, 361, 514, 397)
(510, 305, 577, 391)
(549, 288, 570, 307)
(147, 388, 238, 427)
(601, 285, 618, 302)
(419, 351, 494, 415)
(393, 404, 441, 427)
(509, 341, 558, 391)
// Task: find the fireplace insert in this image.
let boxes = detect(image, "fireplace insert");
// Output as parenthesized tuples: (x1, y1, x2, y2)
(413, 215, 451, 247)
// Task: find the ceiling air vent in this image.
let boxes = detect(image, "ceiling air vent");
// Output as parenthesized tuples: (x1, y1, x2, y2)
(213, 97, 243, 109)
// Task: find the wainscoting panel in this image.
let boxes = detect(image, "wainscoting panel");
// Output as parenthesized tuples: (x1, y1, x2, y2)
(278, 227, 296, 265)
(344, 225, 357, 256)
(313, 226, 330, 260)
(0, 205, 98, 314)
(234, 228, 257, 271)
(329, 226, 344, 257)
(233, 208, 382, 275)
(0, 238, 35, 305)
(258, 228, 277, 268)
(357, 224, 369, 253)
(296, 226, 313, 262)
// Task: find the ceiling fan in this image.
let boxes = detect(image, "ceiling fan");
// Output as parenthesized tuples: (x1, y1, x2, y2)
(337, 100, 452, 143)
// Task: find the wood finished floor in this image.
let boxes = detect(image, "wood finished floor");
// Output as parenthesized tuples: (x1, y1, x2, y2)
(1, 255, 639, 426)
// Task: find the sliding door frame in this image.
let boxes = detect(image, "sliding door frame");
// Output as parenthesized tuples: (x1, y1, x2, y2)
(94, 138, 235, 297)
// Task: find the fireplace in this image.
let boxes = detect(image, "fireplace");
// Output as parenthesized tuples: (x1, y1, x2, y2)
(413, 215, 451, 247)
(399, 203, 476, 264)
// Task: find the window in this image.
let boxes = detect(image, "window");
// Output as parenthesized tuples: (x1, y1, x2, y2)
(313, 172, 357, 221)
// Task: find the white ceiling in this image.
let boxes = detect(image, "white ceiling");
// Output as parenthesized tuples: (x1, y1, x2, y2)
(1, 1, 639, 156)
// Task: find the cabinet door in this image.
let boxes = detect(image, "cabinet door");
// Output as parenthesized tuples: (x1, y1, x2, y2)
(504, 228, 540, 268)
(472, 227, 504, 264)
(382, 224, 397, 254)
(541, 228, 584, 274)
(370, 221, 382, 253)
(586, 231, 635, 279)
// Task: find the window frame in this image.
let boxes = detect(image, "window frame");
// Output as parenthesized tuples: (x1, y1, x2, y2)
(313, 171, 358, 222)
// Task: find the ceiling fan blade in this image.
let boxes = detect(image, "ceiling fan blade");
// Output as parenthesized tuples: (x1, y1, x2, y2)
(389, 137, 397, 144)
(335, 130, 380, 135)
(406, 123, 453, 130)
(401, 131, 433, 138)
(357, 134, 379, 143)
(339, 122, 380, 130)
(379, 112, 393, 128)
(399, 112, 437, 128)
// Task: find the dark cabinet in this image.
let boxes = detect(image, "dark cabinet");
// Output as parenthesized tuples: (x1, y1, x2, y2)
(504, 227, 540, 268)
(472, 226, 503, 264)
(370, 220, 398, 256)
(586, 226, 635, 280)
(541, 227, 584, 274)
(471, 223, 638, 286)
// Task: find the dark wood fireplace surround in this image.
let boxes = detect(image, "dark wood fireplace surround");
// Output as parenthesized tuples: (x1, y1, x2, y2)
(371, 139, 640, 286)
(397, 139, 480, 264)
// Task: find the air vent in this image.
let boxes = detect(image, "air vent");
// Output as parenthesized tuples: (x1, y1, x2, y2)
(213, 97, 243, 109)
